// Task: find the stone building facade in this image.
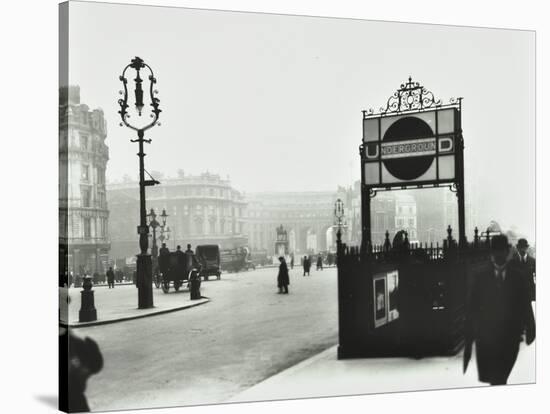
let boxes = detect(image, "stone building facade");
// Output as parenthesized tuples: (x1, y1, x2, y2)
(59, 86, 110, 275)
(107, 172, 247, 260)
(245, 191, 340, 254)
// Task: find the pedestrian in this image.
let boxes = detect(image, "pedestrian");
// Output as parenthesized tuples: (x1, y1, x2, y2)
(464, 234, 535, 385)
(184, 244, 200, 275)
(316, 254, 323, 271)
(115, 268, 124, 283)
(303, 255, 311, 276)
(277, 256, 289, 294)
(106, 267, 115, 289)
(290, 253, 294, 270)
(514, 238, 536, 301)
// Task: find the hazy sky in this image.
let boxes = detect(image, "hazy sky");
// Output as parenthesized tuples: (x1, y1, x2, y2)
(67, 1, 535, 240)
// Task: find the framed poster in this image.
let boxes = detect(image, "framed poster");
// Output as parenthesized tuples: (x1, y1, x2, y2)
(373, 270, 400, 328)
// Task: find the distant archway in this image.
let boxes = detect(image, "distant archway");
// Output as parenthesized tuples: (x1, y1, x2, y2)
(288, 228, 296, 253)
(325, 226, 336, 252)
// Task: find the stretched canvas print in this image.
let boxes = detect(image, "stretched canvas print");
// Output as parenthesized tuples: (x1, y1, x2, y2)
(59, 1, 536, 412)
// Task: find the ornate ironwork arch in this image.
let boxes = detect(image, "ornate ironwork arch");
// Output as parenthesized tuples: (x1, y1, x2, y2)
(366, 76, 443, 115)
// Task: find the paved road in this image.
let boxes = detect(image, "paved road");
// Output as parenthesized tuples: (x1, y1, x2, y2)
(79, 266, 338, 411)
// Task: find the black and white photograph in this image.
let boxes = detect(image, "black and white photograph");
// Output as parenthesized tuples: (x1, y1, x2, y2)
(2, 1, 548, 414)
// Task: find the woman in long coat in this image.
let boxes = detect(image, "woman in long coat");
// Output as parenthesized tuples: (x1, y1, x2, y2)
(277, 256, 289, 294)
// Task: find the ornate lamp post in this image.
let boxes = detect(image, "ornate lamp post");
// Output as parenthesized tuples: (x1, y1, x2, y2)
(158, 209, 170, 246)
(334, 198, 345, 251)
(118, 56, 162, 309)
(148, 209, 161, 260)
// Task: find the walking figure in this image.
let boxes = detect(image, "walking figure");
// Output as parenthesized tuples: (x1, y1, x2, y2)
(106, 267, 115, 289)
(514, 238, 536, 301)
(277, 256, 289, 294)
(316, 254, 323, 271)
(464, 234, 535, 385)
(303, 255, 311, 276)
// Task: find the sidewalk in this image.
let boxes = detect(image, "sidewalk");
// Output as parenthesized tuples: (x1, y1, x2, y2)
(228, 340, 536, 403)
(60, 284, 210, 328)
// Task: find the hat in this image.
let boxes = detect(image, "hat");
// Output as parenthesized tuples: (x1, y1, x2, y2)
(69, 334, 104, 374)
(517, 238, 529, 248)
(490, 234, 509, 251)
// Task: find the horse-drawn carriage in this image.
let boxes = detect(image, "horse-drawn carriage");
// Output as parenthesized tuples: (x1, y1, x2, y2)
(157, 245, 221, 292)
(157, 250, 200, 293)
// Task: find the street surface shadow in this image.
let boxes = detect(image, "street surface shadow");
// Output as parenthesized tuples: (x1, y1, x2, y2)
(35, 395, 58, 409)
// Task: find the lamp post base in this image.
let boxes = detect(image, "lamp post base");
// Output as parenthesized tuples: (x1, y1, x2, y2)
(136, 253, 154, 309)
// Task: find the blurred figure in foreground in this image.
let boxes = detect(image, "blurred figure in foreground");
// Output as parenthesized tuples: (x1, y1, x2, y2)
(464, 234, 535, 385)
(514, 238, 536, 301)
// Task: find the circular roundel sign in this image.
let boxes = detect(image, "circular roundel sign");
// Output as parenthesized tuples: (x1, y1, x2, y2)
(382, 117, 435, 181)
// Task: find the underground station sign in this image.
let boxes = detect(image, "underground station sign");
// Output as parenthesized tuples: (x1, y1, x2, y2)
(363, 108, 458, 186)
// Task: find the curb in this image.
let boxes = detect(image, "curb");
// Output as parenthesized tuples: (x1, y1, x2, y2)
(61, 296, 210, 329)
(227, 345, 337, 402)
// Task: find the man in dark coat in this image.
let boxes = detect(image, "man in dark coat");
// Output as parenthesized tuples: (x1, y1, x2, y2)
(303, 255, 310, 276)
(514, 238, 536, 301)
(158, 243, 170, 276)
(175, 245, 185, 273)
(316, 254, 323, 271)
(277, 256, 290, 294)
(106, 267, 115, 289)
(464, 234, 535, 385)
(184, 244, 200, 275)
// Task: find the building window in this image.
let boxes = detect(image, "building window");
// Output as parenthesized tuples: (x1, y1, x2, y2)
(80, 134, 89, 150)
(409, 219, 415, 228)
(101, 218, 108, 238)
(209, 188, 214, 196)
(81, 165, 90, 181)
(97, 167, 105, 185)
(81, 188, 91, 208)
(83, 217, 91, 239)
(97, 191, 105, 208)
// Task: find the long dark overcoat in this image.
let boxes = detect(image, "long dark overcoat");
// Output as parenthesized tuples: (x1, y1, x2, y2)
(106, 269, 115, 283)
(277, 261, 290, 288)
(464, 261, 535, 384)
(514, 254, 536, 301)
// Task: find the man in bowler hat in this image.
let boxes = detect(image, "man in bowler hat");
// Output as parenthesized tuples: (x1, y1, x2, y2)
(515, 238, 536, 301)
(464, 234, 535, 385)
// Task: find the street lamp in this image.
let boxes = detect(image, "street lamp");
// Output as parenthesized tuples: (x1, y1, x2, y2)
(158, 209, 170, 246)
(118, 56, 162, 309)
(148, 208, 160, 259)
(334, 198, 345, 250)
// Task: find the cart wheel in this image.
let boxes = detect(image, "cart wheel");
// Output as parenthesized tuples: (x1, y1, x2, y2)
(174, 281, 181, 291)
(161, 281, 170, 293)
